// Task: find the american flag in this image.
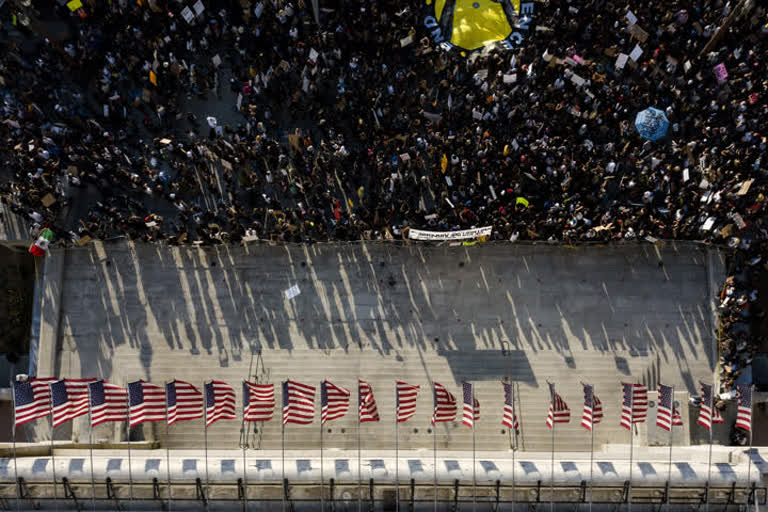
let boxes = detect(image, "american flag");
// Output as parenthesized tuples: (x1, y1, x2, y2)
(501, 382, 519, 431)
(432, 382, 457, 425)
(396, 381, 420, 423)
(620, 383, 648, 430)
(697, 382, 724, 430)
(166, 380, 203, 426)
(282, 380, 315, 425)
(462, 382, 480, 428)
(243, 382, 275, 422)
(546, 382, 570, 429)
(580, 383, 602, 431)
(735, 384, 752, 433)
(13, 377, 57, 427)
(204, 380, 236, 427)
(672, 404, 683, 427)
(51, 378, 97, 428)
(89, 380, 128, 427)
(321, 380, 350, 424)
(128, 380, 166, 427)
(358, 379, 380, 423)
(547, 383, 571, 428)
(656, 384, 680, 431)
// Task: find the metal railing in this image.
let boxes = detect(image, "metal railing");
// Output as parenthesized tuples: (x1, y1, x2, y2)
(0, 477, 765, 510)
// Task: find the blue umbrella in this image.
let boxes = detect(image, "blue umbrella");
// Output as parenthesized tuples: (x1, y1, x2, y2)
(635, 107, 669, 141)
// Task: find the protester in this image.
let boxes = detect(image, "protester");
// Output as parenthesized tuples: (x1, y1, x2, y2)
(0, 0, 765, 419)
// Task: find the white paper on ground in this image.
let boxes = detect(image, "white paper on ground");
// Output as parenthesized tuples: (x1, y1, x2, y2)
(284, 284, 301, 300)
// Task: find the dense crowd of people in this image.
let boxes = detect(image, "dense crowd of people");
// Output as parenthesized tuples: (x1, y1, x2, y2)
(0, 0, 765, 405)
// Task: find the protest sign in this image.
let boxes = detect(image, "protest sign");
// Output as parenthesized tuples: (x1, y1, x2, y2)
(736, 179, 753, 196)
(615, 53, 629, 69)
(629, 24, 649, 42)
(713, 63, 728, 82)
(701, 217, 716, 231)
(629, 45, 643, 62)
(731, 213, 746, 230)
(309, 48, 319, 63)
(408, 226, 493, 241)
(193, 0, 204, 15)
(67, 0, 82, 11)
(181, 6, 194, 23)
(503, 74, 516, 84)
(625, 10, 637, 25)
(570, 74, 586, 87)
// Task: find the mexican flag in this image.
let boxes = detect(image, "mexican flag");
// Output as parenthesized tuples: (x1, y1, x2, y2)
(29, 228, 54, 257)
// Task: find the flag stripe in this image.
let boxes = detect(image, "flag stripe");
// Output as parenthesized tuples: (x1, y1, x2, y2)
(432, 382, 457, 425)
(89, 381, 128, 427)
(358, 379, 380, 423)
(396, 381, 420, 423)
(461, 382, 480, 428)
(321, 380, 350, 424)
(620, 383, 648, 430)
(244, 382, 275, 422)
(546, 383, 570, 429)
(283, 380, 316, 425)
(581, 384, 603, 431)
(13, 378, 58, 427)
(166, 380, 203, 426)
(205, 380, 236, 427)
(696, 382, 724, 431)
(51, 378, 98, 428)
(735, 384, 752, 432)
(502, 382, 519, 431)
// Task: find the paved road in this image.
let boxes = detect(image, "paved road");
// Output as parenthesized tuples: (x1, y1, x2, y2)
(32, 241, 724, 452)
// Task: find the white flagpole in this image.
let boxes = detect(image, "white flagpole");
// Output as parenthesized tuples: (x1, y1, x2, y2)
(88, 384, 96, 512)
(357, 378, 362, 512)
(472, 383, 476, 512)
(433, 413, 437, 512)
(282, 382, 286, 512)
(746, 384, 754, 508)
(127, 419, 133, 506)
(49, 383, 58, 512)
(628, 385, 634, 512)
(395, 394, 400, 512)
(204, 381, 210, 504)
(165, 383, 172, 512)
(549, 383, 555, 512)
(588, 385, 595, 512)
(667, 386, 674, 511)
(706, 387, 714, 512)
(242, 381, 248, 512)
(320, 381, 325, 512)
(511, 382, 516, 512)
(11, 379, 20, 512)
